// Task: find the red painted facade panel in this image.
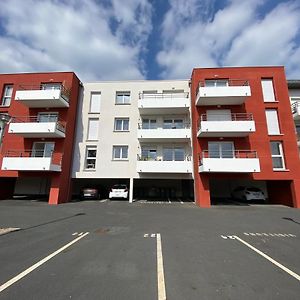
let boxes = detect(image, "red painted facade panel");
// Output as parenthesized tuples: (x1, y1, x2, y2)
(191, 66, 300, 208)
(0, 72, 81, 204)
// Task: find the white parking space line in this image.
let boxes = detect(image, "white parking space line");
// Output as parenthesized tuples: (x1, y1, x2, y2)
(0, 232, 90, 293)
(156, 233, 167, 300)
(234, 235, 300, 282)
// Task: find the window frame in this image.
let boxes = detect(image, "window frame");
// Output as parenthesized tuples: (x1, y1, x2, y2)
(84, 146, 97, 170)
(112, 145, 129, 160)
(1, 84, 13, 107)
(261, 78, 276, 102)
(114, 118, 129, 132)
(87, 118, 99, 141)
(115, 91, 131, 105)
(270, 141, 286, 170)
(265, 109, 281, 135)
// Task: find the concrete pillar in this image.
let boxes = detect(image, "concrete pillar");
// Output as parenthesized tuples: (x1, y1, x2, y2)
(129, 177, 134, 203)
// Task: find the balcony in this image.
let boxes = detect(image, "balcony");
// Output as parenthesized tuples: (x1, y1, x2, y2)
(291, 102, 300, 120)
(138, 92, 190, 114)
(199, 150, 260, 173)
(137, 155, 192, 173)
(1, 150, 62, 172)
(8, 116, 66, 138)
(15, 84, 70, 108)
(137, 123, 191, 142)
(196, 80, 251, 106)
(198, 113, 255, 137)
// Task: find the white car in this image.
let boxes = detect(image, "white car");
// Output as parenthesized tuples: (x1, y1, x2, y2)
(231, 186, 266, 202)
(109, 184, 129, 199)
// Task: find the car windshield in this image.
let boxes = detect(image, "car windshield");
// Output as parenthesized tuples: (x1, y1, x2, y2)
(247, 187, 261, 192)
(113, 184, 127, 189)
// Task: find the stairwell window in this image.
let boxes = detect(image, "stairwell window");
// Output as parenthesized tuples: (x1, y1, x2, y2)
(1, 85, 13, 106)
(270, 141, 285, 170)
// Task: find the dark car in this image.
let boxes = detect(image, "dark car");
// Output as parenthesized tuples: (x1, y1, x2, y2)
(80, 187, 100, 200)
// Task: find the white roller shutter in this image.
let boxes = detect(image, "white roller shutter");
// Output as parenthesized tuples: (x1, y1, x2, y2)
(261, 79, 275, 102)
(90, 93, 101, 113)
(206, 109, 231, 121)
(265, 109, 280, 135)
(87, 119, 99, 140)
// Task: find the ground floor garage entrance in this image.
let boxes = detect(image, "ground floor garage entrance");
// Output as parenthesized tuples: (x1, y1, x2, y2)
(134, 179, 194, 202)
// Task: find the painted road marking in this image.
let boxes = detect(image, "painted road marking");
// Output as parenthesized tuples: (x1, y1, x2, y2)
(243, 232, 296, 238)
(144, 233, 156, 238)
(156, 233, 166, 300)
(72, 232, 78, 236)
(234, 235, 300, 282)
(0, 232, 90, 293)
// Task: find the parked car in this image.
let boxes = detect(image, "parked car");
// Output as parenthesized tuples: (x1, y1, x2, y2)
(231, 186, 266, 202)
(80, 187, 100, 200)
(109, 184, 129, 199)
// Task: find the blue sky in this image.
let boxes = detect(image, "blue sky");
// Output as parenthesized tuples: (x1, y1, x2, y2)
(0, 0, 300, 81)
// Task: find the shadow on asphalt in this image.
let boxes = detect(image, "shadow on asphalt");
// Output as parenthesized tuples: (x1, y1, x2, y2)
(282, 217, 300, 225)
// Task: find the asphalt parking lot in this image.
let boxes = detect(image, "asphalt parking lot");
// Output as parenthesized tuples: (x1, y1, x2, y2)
(0, 200, 299, 300)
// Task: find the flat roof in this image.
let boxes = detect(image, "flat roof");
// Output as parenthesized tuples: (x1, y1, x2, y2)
(287, 80, 300, 89)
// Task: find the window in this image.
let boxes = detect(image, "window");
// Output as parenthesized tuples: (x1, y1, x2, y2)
(41, 83, 61, 90)
(116, 91, 130, 104)
(142, 119, 157, 129)
(85, 146, 97, 169)
(89, 92, 101, 113)
(32, 142, 55, 157)
(163, 147, 185, 161)
(261, 79, 275, 102)
(205, 80, 228, 87)
(113, 146, 128, 160)
(37, 113, 58, 123)
(141, 147, 157, 161)
(208, 142, 234, 158)
(1, 85, 13, 106)
(163, 118, 184, 129)
(265, 109, 280, 135)
(270, 141, 285, 170)
(114, 118, 129, 131)
(87, 118, 99, 140)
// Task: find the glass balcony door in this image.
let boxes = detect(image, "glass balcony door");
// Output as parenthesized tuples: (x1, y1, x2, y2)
(37, 112, 58, 123)
(141, 147, 157, 161)
(208, 142, 234, 158)
(163, 147, 185, 161)
(32, 142, 55, 158)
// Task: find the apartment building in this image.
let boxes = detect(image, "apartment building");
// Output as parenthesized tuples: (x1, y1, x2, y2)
(0, 72, 81, 204)
(191, 66, 300, 208)
(288, 80, 300, 152)
(72, 80, 193, 202)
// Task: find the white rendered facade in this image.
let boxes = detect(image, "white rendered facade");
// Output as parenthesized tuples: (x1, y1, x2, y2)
(72, 80, 193, 202)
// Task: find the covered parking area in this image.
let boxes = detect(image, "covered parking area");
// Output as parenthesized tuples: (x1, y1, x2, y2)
(209, 178, 295, 206)
(133, 178, 194, 202)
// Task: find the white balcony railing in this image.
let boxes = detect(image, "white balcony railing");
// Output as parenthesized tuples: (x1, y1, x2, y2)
(198, 113, 255, 137)
(137, 154, 192, 173)
(138, 92, 190, 113)
(196, 80, 251, 106)
(199, 150, 260, 173)
(137, 122, 191, 141)
(1, 150, 62, 172)
(8, 116, 66, 138)
(15, 84, 70, 108)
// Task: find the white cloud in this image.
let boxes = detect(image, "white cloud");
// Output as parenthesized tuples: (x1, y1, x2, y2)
(0, 0, 153, 81)
(157, 0, 300, 79)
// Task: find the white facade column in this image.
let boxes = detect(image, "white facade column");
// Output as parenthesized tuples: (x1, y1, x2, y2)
(129, 177, 134, 203)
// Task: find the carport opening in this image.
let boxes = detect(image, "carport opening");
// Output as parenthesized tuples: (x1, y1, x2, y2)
(72, 178, 130, 200)
(133, 179, 194, 202)
(210, 179, 268, 205)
